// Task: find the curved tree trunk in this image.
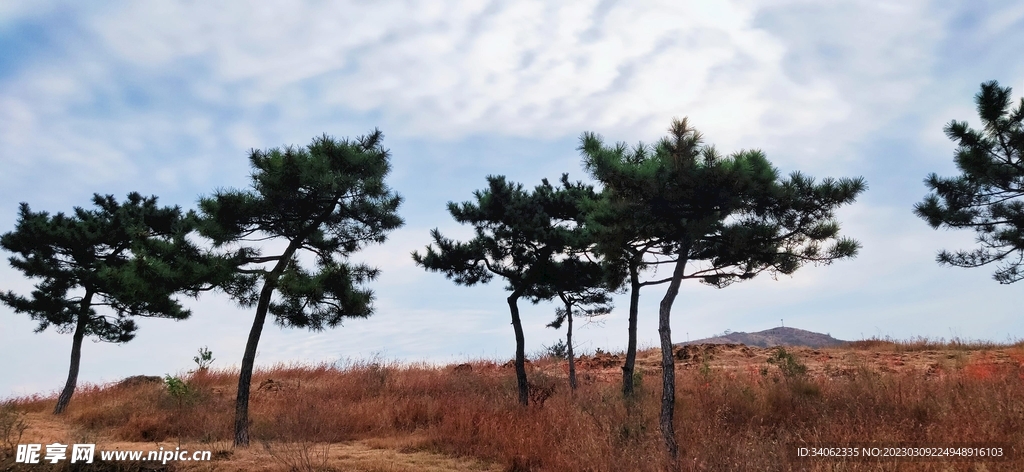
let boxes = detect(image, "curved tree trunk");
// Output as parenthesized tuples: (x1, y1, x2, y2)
(658, 253, 688, 467)
(233, 279, 276, 447)
(621, 264, 641, 396)
(507, 292, 529, 406)
(566, 301, 577, 391)
(54, 290, 93, 415)
(234, 241, 305, 447)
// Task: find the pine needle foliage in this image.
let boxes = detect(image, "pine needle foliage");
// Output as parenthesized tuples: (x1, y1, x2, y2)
(1, 193, 233, 414)
(915, 80, 1024, 283)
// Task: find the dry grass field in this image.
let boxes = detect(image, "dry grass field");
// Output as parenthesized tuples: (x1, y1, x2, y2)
(3, 339, 1024, 471)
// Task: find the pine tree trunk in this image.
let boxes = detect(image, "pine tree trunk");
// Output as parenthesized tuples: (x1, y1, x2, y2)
(566, 301, 577, 391)
(658, 253, 688, 467)
(54, 290, 93, 415)
(507, 292, 529, 406)
(233, 280, 276, 447)
(234, 241, 303, 447)
(621, 265, 641, 396)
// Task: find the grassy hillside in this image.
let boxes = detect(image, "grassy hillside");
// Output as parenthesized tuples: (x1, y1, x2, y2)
(2, 340, 1024, 471)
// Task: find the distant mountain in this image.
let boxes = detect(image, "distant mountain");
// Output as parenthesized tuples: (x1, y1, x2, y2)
(678, 327, 847, 348)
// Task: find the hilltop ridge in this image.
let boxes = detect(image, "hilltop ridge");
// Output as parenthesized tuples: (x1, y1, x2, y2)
(678, 326, 847, 348)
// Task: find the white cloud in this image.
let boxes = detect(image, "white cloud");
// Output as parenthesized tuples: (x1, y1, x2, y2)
(68, 1, 852, 147)
(1, 0, 958, 195)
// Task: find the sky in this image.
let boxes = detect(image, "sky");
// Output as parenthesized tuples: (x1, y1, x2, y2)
(2, 0, 1023, 400)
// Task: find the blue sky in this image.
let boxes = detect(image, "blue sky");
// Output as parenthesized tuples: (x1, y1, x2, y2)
(2, 1, 1023, 399)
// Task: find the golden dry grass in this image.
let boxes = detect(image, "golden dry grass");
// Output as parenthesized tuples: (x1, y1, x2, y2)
(2, 341, 1024, 471)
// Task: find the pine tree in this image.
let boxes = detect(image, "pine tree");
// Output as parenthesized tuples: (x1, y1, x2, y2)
(574, 168, 668, 397)
(1, 193, 233, 414)
(581, 118, 865, 463)
(196, 131, 403, 446)
(915, 80, 1024, 283)
(539, 176, 616, 391)
(412, 175, 578, 405)
(544, 259, 613, 391)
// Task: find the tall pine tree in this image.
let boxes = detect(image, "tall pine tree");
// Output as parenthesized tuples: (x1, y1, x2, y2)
(582, 118, 865, 463)
(575, 168, 671, 397)
(197, 131, 403, 446)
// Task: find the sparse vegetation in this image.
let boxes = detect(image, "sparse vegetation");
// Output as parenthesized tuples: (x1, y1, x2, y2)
(5, 342, 1023, 471)
(847, 335, 1014, 352)
(262, 439, 331, 472)
(0, 401, 28, 460)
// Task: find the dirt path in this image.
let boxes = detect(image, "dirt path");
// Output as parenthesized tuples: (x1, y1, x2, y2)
(11, 412, 500, 472)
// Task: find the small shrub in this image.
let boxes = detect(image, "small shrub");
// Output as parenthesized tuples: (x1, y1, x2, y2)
(766, 347, 807, 378)
(193, 346, 215, 372)
(543, 339, 569, 360)
(699, 358, 712, 381)
(164, 375, 196, 407)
